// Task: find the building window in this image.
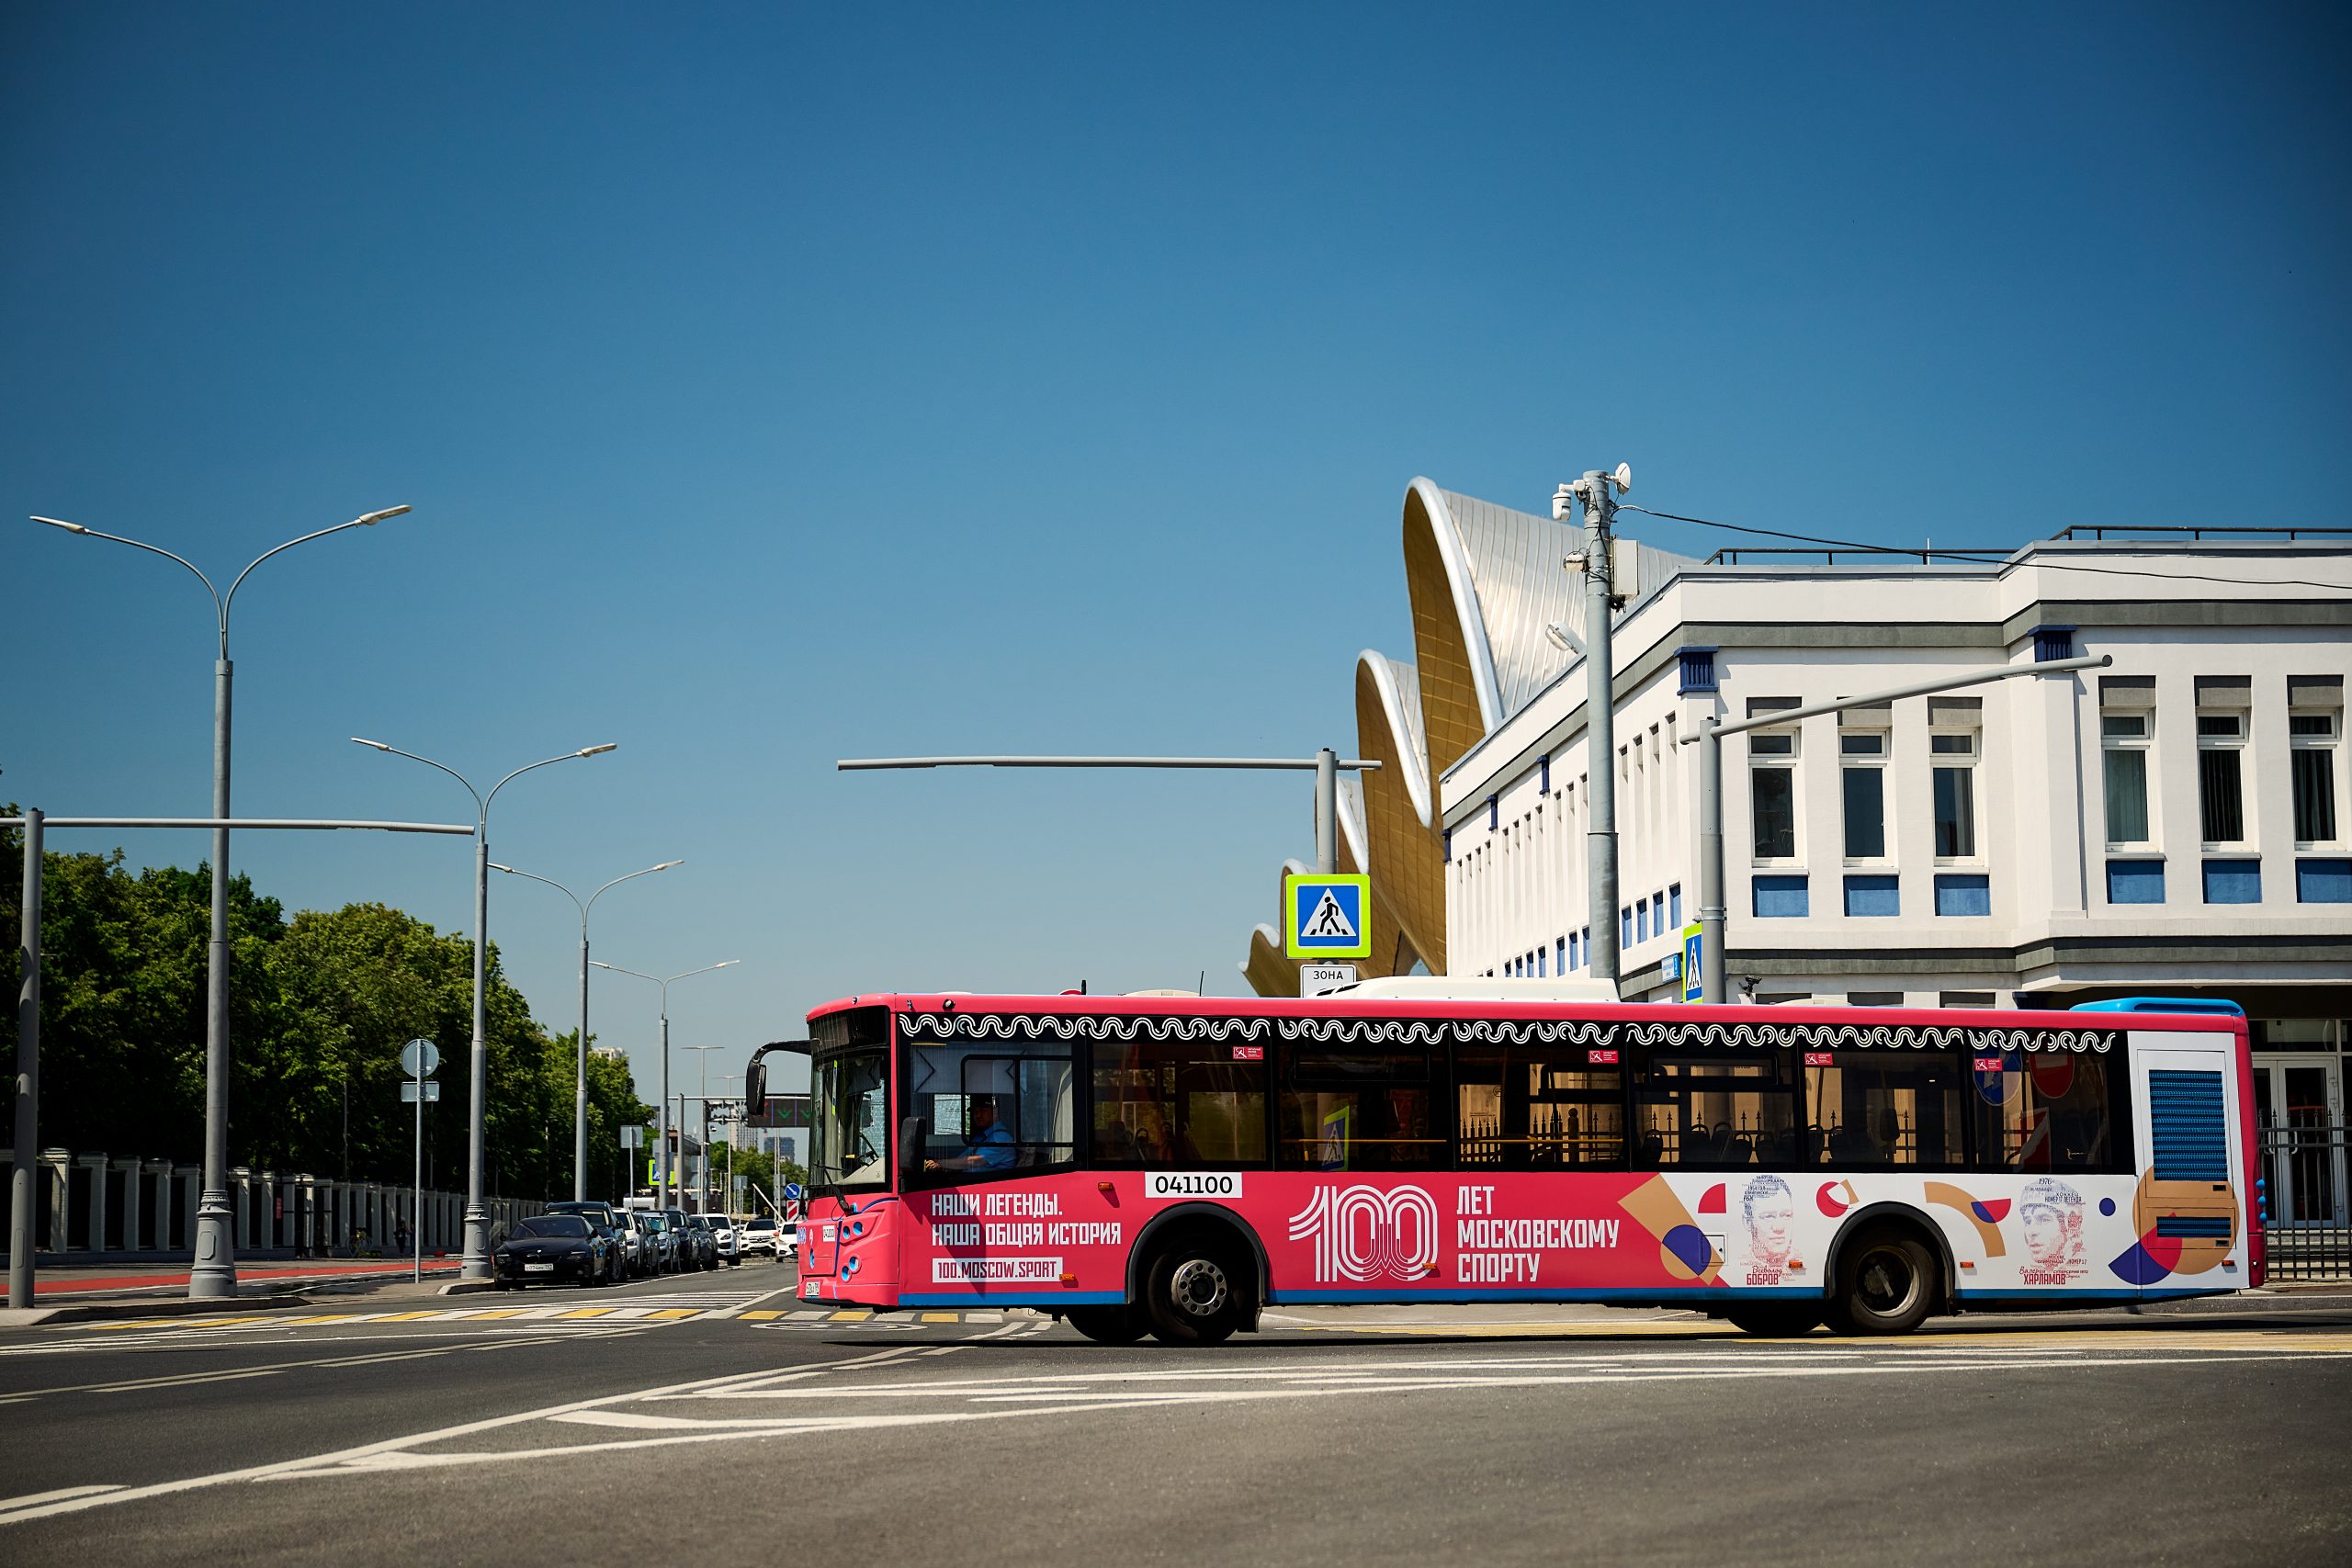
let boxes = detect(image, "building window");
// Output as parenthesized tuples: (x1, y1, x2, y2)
(1677, 648, 1719, 694)
(1931, 736, 1977, 858)
(1747, 698, 1800, 863)
(1848, 991, 1905, 1008)
(1668, 884, 1682, 929)
(2106, 860, 2165, 905)
(1621, 907, 1634, 948)
(2202, 859, 2261, 905)
(1934, 873, 1990, 917)
(2098, 675, 2155, 846)
(2290, 707, 2341, 846)
(2196, 677, 2251, 845)
(1567, 932, 1578, 970)
(2298, 859, 2352, 904)
(1939, 992, 1996, 1009)
(1841, 728, 1888, 860)
(1844, 874, 1900, 917)
(1753, 874, 1809, 918)
(1556, 937, 1566, 973)
(1637, 898, 1650, 944)
(2033, 626, 2077, 662)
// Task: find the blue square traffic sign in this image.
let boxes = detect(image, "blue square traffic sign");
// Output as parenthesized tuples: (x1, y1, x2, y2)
(1285, 874, 1372, 960)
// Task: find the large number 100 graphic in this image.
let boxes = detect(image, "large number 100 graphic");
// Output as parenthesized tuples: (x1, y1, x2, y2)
(1286, 1185, 1442, 1283)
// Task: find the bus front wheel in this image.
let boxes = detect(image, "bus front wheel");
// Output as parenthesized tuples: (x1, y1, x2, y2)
(1067, 1305, 1148, 1345)
(1826, 1224, 1939, 1336)
(1143, 1238, 1248, 1346)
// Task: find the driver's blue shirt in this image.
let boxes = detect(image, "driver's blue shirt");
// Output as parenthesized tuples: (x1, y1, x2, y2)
(970, 1122, 1016, 1170)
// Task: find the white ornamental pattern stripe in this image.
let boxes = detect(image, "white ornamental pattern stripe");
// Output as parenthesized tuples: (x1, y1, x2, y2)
(1286, 1185, 1441, 1283)
(898, 1013, 2115, 1055)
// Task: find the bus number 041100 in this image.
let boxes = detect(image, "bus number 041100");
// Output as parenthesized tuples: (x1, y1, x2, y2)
(1145, 1172, 1242, 1200)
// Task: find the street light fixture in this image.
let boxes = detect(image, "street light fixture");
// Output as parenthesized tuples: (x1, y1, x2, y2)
(590, 959, 740, 1210)
(488, 858, 684, 1200)
(353, 738, 617, 1278)
(34, 503, 412, 1299)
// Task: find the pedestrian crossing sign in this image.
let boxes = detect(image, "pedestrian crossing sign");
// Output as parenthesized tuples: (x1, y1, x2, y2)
(1285, 873, 1372, 960)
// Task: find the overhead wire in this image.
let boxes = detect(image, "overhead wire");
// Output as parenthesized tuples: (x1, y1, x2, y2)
(1613, 503, 2350, 594)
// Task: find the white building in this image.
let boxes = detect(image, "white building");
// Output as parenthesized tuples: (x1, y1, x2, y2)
(1243, 479, 2351, 1124)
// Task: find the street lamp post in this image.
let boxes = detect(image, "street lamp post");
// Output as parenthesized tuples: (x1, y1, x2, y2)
(590, 961, 739, 1213)
(35, 504, 411, 1298)
(488, 859, 684, 1200)
(354, 739, 617, 1278)
(683, 1043, 729, 1212)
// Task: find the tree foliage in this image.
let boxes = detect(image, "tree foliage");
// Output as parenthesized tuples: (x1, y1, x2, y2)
(3, 813, 652, 1197)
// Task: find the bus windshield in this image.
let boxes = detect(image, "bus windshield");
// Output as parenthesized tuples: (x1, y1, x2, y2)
(813, 1048, 890, 1192)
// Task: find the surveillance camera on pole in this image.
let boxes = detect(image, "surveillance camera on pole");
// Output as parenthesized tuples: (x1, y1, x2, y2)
(1552, 464, 1632, 987)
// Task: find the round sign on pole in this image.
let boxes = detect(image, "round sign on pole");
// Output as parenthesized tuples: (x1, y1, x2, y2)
(400, 1039, 440, 1078)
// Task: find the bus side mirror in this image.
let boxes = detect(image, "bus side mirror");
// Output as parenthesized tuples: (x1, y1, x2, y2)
(746, 1060, 766, 1117)
(899, 1116, 928, 1174)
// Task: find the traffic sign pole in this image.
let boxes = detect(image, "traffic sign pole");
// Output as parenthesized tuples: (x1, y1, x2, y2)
(401, 1038, 438, 1284)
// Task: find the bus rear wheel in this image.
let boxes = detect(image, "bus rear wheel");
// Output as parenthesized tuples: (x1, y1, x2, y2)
(1724, 1305, 1822, 1337)
(1143, 1238, 1247, 1346)
(1826, 1224, 1939, 1336)
(1067, 1305, 1148, 1345)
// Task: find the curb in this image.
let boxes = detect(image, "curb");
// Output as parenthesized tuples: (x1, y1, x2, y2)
(439, 1280, 502, 1296)
(0, 1289, 316, 1327)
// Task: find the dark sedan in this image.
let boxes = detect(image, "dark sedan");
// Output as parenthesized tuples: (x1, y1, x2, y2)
(492, 1213, 612, 1288)
(663, 1207, 717, 1270)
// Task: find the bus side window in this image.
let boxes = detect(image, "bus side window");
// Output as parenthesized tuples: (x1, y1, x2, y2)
(1803, 1048, 1964, 1168)
(1455, 1043, 1625, 1169)
(1091, 1040, 1268, 1169)
(1279, 1049, 1442, 1171)
(1632, 1048, 1796, 1170)
(1969, 1045, 2128, 1175)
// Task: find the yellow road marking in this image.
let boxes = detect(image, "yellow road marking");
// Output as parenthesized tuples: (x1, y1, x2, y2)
(922, 1313, 960, 1324)
(741, 1311, 784, 1321)
(829, 1310, 873, 1322)
(647, 1309, 702, 1320)
(556, 1308, 614, 1319)
(463, 1309, 526, 1319)
(373, 1311, 444, 1322)
(85, 1319, 182, 1331)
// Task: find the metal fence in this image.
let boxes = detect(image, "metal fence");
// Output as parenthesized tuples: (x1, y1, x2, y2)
(2258, 1122, 2350, 1282)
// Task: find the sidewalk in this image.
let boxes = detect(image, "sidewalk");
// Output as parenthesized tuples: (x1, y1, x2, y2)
(0, 1258, 472, 1326)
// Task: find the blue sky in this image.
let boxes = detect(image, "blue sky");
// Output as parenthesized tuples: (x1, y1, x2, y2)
(5, 4, 2346, 1095)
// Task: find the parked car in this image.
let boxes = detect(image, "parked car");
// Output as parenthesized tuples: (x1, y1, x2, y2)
(740, 1215, 784, 1258)
(700, 1213, 742, 1267)
(492, 1213, 611, 1289)
(624, 1212, 664, 1277)
(638, 1212, 681, 1273)
(664, 1207, 717, 1270)
(545, 1201, 631, 1280)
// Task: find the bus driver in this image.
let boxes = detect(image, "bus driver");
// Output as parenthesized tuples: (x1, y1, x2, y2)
(929, 1094, 1017, 1173)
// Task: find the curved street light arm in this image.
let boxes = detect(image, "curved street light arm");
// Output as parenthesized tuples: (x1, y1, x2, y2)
(590, 960, 660, 986)
(222, 507, 410, 627)
(585, 859, 684, 918)
(488, 862, 585, 921)
(351, 739, 485, 820)
(485, 744, 617, 814)
(33, 520, 225, 645)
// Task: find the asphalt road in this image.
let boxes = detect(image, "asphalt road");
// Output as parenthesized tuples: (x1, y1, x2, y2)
(4, 1260, 2348, 1567)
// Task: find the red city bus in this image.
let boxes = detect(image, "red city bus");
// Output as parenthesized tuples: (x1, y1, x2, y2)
(762, 983, 2258, 1342)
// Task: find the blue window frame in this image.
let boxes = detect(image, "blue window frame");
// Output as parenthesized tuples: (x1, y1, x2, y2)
(1567, 932, 1578, 970)
(1487, 795, 1498, 831)
(2107, 860, 2165, 905)
(1934, 873, 1990, 917)
(1557, 937, 1567, 973)
(2298, 859, 2352, 904)
(1753, 875, 1809, 918)
(1844, 874, 1900, 917)
(1442, 829, 1452, 864)
(1677, 648, 1719, 694)
(1621, 908, 1634, 948)
(2033, 626, 2077, 662)
(1539, 755, 1551, 793)
(1668, 884, 1682, 929)
(2202, 859, 2261, 905)
(1636, 898, 1649, 943)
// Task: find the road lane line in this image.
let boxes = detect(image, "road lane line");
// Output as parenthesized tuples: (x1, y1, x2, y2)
(0, 1484, 125, 1515)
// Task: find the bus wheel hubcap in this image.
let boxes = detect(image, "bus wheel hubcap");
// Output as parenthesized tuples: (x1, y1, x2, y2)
(1857, 1248, 1917, 1315)
(1170, 1258, 1228, 1317)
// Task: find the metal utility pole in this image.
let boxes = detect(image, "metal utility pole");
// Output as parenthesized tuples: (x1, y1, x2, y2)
(1685, 653, 2109, 1005)
(593, 961, 738, 1213)
(838, 752, 1381, 880)
(1553, 467, 1632, 986)
(35, 505, 411, 1297)
(353, 740, 618, 1278)
(490, 860, 683, 1201)
(684, 1044, 727, 1213)
(10, 810, 42, 1311)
